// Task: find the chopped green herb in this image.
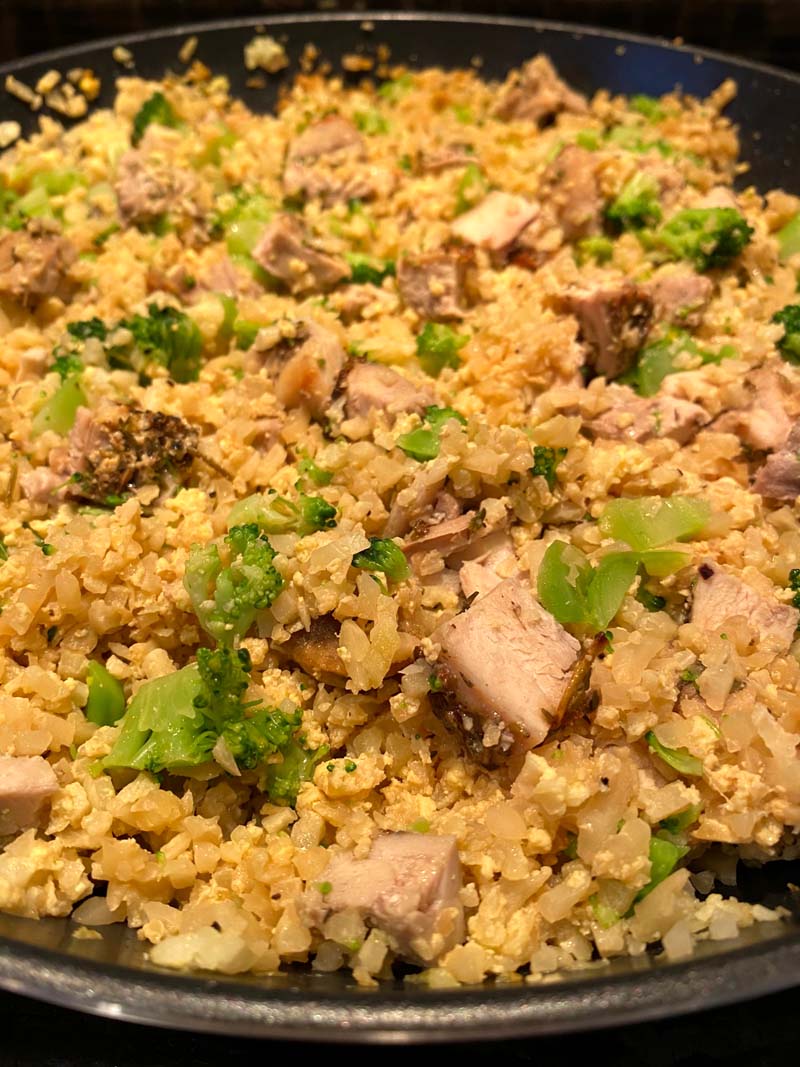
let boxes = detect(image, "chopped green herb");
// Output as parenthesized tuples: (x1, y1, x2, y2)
(0, 537, 7, 562)
(636, 585, 666, 612)
(410, 817, 430, 833)
(46, 625, 58, 644)
(319, 880, 333, 895)
(452, 104, 474, 124)
(344, 759, 357, 773)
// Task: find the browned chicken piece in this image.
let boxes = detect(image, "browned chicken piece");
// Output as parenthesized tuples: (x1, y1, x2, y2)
(645, 270, 713, 328)
(283, 114, 374, 204)
(145, 263, 196, 299)
(434, 577, 581, 754)
(115, 150, 195, 226)
(0, 755, 59, 835)
(560, 282, 653, 380)
(252, 214, 348, 294)
(589, 385, 710, 445)
(451, 191, 539, 253)
(418, 144, 476, 174)
(303, 832, 464, 964)
(493, 55, 588, 125)
(691, 562, 798, 652)
(712, 365, 794, 453)
(50, 405, 199, 504)
(753, 422, 800, 501)
(0, 228, 76, 305)
(539, 145, 602, 241)
(254, 319, 346, 419)
(396, 249, 468, 320)
(343, 360, 435, 419)
(281, 615, 347, 679)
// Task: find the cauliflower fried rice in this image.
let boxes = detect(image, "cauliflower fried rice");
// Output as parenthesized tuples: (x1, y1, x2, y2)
(0, 51, 799, 986)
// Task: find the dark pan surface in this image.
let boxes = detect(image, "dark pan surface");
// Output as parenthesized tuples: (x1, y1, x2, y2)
(1, 12, 800, 1041)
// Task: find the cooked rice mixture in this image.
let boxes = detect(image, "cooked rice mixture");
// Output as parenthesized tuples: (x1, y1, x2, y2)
(1, 52, 800, 986)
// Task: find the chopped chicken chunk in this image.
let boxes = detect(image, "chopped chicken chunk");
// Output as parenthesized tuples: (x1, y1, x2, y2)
(304, 832, 464, 964)
(493, 55, 588, 125)
(253, 214, 348, 294)
(435, 577, 581, 751)
(0, 756, 58, 835)
(451, 191, 539, 253)
(560, 282, 653, 379)
(0, 228, 75, 305)
(691, 563, 798, 652)
(396, 249, 468, 320)
(253, 319, 346, 419)
(343, 360, 435, 419)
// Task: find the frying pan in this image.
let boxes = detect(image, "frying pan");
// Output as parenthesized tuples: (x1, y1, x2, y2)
(1, 11, 800, 1042)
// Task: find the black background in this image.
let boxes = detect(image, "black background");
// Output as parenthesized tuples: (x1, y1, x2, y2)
(0, 1, 798, 1061)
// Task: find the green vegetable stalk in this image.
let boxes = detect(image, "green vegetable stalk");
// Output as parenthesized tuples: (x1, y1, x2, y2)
(85, 662, 126, 727)
(396, 406, 467, 461)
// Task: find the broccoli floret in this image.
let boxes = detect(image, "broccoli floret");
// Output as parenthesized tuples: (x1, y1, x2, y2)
(67, 317, 108, 342)
(415, 322, 469, 377)
(227, 492, 337, 536)
(103, 647, 309, 782)
(396, 405, 466, 461)
(262, 737, 330, 804)
(115, 304, 204, 383)
(131, 91, 180, 147)
(102, 664, 214, 773)
(653, 207, 753, 271)
(352, 537, 410, 582)
(789, 568, 800, 609)
(575, 235, 613, 264)
(772, 304, 800, 364)
(184, 524, 284, 645)
(607, 172, 662, 230)
(530, 445, 567, 490)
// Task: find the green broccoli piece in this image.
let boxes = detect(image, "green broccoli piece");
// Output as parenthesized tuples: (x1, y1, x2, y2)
(576, 235, 614, 264)
(67, 317, 108, 342)
(788, 568, 800, 609)
(772, 304, 800, 364)
(102, 664, 214, 773)
(354, 110, 389, 136)
(184, 524, 284, 645)
(114, 304, 204, 383)
(607, 172, 662, 230)
(396, 405, 466, 461)
(653, 207, 753, 271)
(103, 646, 308, 781)
(352, 537, 410, 582)
(296, 453, 333, 487)
(227, 492, 337, 536)
(131, 91, 180, 147)
(345, 252, 396, 286)
(262, 737, 330, 804)
(415, 322, 469, 377)
(50, 352, 84, 381)
(530, 445, 567, 490)
(622, 328, 735, 396)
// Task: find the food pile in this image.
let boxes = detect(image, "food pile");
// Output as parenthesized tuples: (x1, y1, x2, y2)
(0, 50, 798, 985)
